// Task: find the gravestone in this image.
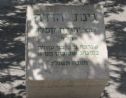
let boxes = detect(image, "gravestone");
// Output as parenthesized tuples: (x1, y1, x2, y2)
(26, 4, 109, 98)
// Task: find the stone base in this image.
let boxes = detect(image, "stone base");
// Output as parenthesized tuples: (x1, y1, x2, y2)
(27, 79, 108, 98)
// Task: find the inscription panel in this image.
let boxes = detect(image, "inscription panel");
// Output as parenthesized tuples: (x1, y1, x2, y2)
(26, 5, 108, 80)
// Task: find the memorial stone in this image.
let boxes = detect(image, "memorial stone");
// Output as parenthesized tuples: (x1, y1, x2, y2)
(26, 4, 109, 98)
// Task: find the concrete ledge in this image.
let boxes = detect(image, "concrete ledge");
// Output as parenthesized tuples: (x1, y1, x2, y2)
(27, 79, 108, 98)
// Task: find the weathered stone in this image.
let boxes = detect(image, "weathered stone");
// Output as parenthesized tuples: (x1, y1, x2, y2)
(26, 4, 109, 98)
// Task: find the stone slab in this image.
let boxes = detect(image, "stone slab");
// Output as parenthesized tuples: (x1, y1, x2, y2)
(27, 79, 108, 98)
(26, 4, 109, 98)
(26, 4, 108, 80)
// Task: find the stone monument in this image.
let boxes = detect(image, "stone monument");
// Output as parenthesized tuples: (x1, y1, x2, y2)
(26, 4, 109, 98)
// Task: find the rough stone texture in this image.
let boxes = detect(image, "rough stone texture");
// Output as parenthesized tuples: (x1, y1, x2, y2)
(0, 5, 26, 98)
(26, 4, 108, 98)
(27, 80, 107, 98)
(26, 4, 108, 80)
(0, 0, 126, 98)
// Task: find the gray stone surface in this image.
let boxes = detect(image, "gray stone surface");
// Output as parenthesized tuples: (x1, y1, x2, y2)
(26, 4, 108, 80)
(27, 80, 107, 98)
(26, 4, 108, 98)
(0, 0, 126, 98)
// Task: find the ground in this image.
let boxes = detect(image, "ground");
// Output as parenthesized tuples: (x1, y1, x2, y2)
(0, 0, 126, 98)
